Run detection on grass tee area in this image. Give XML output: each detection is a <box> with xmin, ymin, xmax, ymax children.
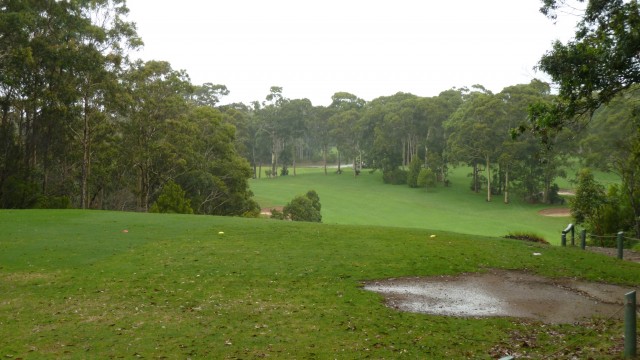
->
<box><xmin>1</xmin><ymin>210</ymin><xmax>639</xmax><ymax>358</ymax></box>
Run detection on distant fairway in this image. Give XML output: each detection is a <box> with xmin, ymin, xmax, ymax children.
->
<box><xmin>250</xmin><ymin>166</ymin><xmax>571</xmax><ymax>244</ymax></box>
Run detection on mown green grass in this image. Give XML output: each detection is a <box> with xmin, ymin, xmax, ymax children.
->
<box><xmin>251</xmin><ymin>167</ymin><xmax>571</xmax><ymax>244</ymax></box>
<box><xmin>1</xmin><ymin>210</ymin><xmax>638</xmax><ymax>358</ymax></box>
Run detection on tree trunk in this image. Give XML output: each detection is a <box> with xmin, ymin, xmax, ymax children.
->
<box><xmin>251</xmin><ymin>145</ymin><xmax>257</xmax><ymax>179</ymax></box>
<box><xmin>292</xmin><ymin>140</ymin><xmax>296</xmax><ymax>176</ymax></box>
<box><xmin>504</xmin><ymin>165</ymin><xmax>510</xmax><ymax>204</ymax></box>
<box><xmin>80</xmin><ymin>96</ymin><xmax>90</xmax><ymax>209</ymax></box>
<box><xmin>337</xmin><ymin>150</ymin><xmax>341</xmax><ymax>174</ymax></box>
<box><xmin>402</xmin><ymin>139</ymin><xmax>406</xmax><ymax>167</ymax></box>
<box><xmin>486</xmin><ymin>154</ymin><xmax>491</xmax><ymax>202</ymax></box>
<box><xmin>322</xmin><ymin>144</ymin><xmax>327</xmax><ymax>175</ymax></box>
<box><xmin>271</xmin><ymin>148</ymin><xmax>276</xmax><ymax>178</ymax></box>
<box><xmin>473</xmin><ymin>161</ymin><xmax>479</xmax><ymax>193</ymax></box>
<box><xmin>542</xmin><ymin>177</ymin><xmax>550</xmax><ymax>204</ymax></box>
<box><xmin>424</xmin><ymin>127</ymin><xmax>431</xmax><ymax>168</ymax></box>
<box><xmin>424</xmin><ymin>145</ymin><xmax>429</xmax><ymax>168</ymax></box>
<box><xmin>271</xmin><ymin>135</ymin><xmax>278</xmax><ymax>177</ymax></box>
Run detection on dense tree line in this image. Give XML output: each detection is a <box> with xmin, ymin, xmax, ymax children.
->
<box><xmin>243</xmin><ymin>80</ymin><xmax>572</xmax><ymax>206</ymax></box>
<box><xmin>3</xmin><ymin>0</ymin><xmax>637</xmax><ymax>236</ymax></box>
<box><xmin>0</xmin><ymin>1</ymin><xmax>257</xmax><ymax>215</ymax></box>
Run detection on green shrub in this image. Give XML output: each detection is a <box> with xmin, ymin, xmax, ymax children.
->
<box><xmin>284</xmin><ymin>196</ymin><xmax>321</xmax><ymax>222</ymax></box>
<box><xmin>241</xmin><ymin>199</ymin><xmax>261</xmax><ymax>218</ymax></box>
<box><xmin>305</xmin><ymin>190</ymin><xmax>321</xmax><ymax>212</ymax></box>
<box><xmin>1</xmin><ymin>175</ymin><xmax>39</xmax><ymax>208</ymax></box>
<box><xmin>280</xmin><ymin>190</ymin><xmax>322</xmax><ymax>222</ymax></box>
<box><xmin>417</xmin><ymin>168</ymin><xmax>436</xmax><ymax>189</ymax></box>
<box><xmin>570</xmin><ymin>170</ymin><xmax>634</xmax><ymax>238</ymax></box>
<box><xmin>34</xmin><ymin>195</ymin><xmax>72</xmax><ymax>209</ymax></box>
<box><xmin>150</xmin><ymin>181</ymin><xmax>193</xmax><ymax>214</ymax></box>
<box><xmin>407</xmin><ymin>158</ymin><xmax>422</xmax><ymax>188</ymax></box>
<box><xmin>270</xmin><ymin>208</ymin><xmax>286</xmax><ymax>220</ymax></box>
<box><xmin>382</xmin><ymin>168</ymin><xmax>407</xmax><ymax>185</ymax></box>
<box><xmin>504</xmin><ymin>231</ymin><xmax>549</xmax><ymax>244</ymax></box>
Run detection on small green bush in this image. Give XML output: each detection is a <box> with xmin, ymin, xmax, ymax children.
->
<box><xmin>277</xmin><ymin>190</ymin><xmax>322</xmax><ymax>223</ymax></box>
<box><xmin>305</xmin><ymin>190</ymin><xmax>321</xmax><ymax>212</ymax></box>
<box><xmin>407</xmin><ymin>158</ymin><xmax>422</xmax><ymax>188</ymax></box>
<box><xmin>1</xmin><ymin>175</ymin><xmax>39</xmax><ymax>208</ymax></box>
<box><xmin>270</xmin><ymin>208</ymin><xmax>286</xmax><ymax>220</ymax></box>
<box><xmin>34</xmin><ymin>195</ymin><xmax>72</xmax><ymax>209</ymax></box>
<box><xmin>383</xmin><ymin>168</ymin><xmax>407</xmax><ymax>185</ymax></box>
<box><xmin>150</xmin><ymin>181</ymin><xmax>193</xmax><ymax>214</ymax></box>
<box><xmin>417</xmin><ymin>168</ymin><xmax>436</xmax><ymax>189</ymax></box>
<box><xmin>504</xmin><ymin>232</ymin><xmax>549</xmax><ymax>245</ymax></box>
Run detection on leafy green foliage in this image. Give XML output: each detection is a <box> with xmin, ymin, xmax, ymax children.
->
<box><xmin>282</xmin><ymin>190</ymin><xmax>322</xmax><ymax>222</ymax></box>
<box><xmin>34</xmin><ymin>195</ymin><xmax>72</xmax><ymax>210</ymax></box>
<box><xmin>599</xmin><ymin>184</ymin><xmax>635</xmax><ymax>235</ymax></box>
<box><xmin>382</xmin><ymin>168</ymin><xmax>408</xmax><ymax>185</ymax></box>
<box><xmin>417</xmin><ymin>168</ymin><xmax>436</xmax><ymax>189</ymax></box>
<box><xmin>407</xmin><ymin>157</ymin><xmax>422</xmax><ymax>188</ymax></box>
<box><xmin>269</xmin><ymin>208</ymin><xmax>286</xmax><ymax>220</ymax></box>
<box><xmin>538</xmin><ymin>0</ymin><xmax>640</xmax><ymax>120</ymax></box>
<box><xmin>150</xmin><ymin>181</ymin><xmax>193</xmax><ymax>214</ymax></box>
<box><xmin>578</xmin><ymin>89</ymin><xmax>640</xmax><ymax>237</ymax></box>
<box><xmin>0</xmin><ymin>5</ymin><xmax>257</xmax><ymax>217</ymax></box>
<box><xmin>0</xmin><ymin>176</ymin><xmax>39</xmax><ymax>209</ymax></box>
<box><xmin>305</xmin><ymin>190</ymin><xmax>321</xmax><ymax>211</ymax></box>
<box><xmin>504</xmin><ymin>231</ymin><xmax>549</xmax><ymax>244</ymax></box>
<box><xmin>571</xmin><ymin>169</ymin><xmax>605</xmax><ymax>227</ymax></box>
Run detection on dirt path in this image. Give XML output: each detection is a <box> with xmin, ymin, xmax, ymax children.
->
<box><xmin>364</xmin><ymin>269</ymin><xmax>639</xmax><ymax>324</ymax></box>
<box><xmin>587</xmin><ymin>246</ymin><xmax>640</xmax><ymax>263</ymax></box>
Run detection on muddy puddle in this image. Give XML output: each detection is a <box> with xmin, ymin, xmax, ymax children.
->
<box><xmin>364</xmin><ymin>270</ymin><xmax>639</xmax><ymax>324</ymax></box>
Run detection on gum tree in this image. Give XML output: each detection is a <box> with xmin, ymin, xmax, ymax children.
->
<box><xmin>533</xmin><ymin>0</ymin><xmax>640</xmax><ymax>235</ymax></box>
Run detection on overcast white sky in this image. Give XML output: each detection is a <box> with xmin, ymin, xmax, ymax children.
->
<box><xmin>125</xmin><ymin>0</ymin><xmax>580</xmax><ymax>106</ymax></box>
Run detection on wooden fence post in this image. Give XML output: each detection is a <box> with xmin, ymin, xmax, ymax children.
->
<box><xmin>617</xmin><ymin>231</ymin><xmax>624</xmax><ymax>260</ymax></box>
<box><xmin>624</xmin><ymin>291</ymin><xmax>637</xmax><ymax>358</ymax></box>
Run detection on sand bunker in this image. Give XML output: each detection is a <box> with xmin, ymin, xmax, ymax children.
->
<box><xmin>538</xmin><ymin>208</ymin><xmax>571</xmax><ymax>217</ymax></box>
<box><xmin>364</xmin><ymin>270</ymin><xmax>638</xmax><ymax>324</ymax></box>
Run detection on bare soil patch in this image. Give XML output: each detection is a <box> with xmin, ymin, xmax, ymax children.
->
<box><xmin>364</xmin><ymin>269</ymin><xmax>638</xmax><ymax>324</ymax></box>
<box><xmin>260</xmin><ymin>206</ymin><xmax>283</xmax><ymax>216</ymax></box>
<box><xmin>538</xmin><ymin>208</ymin><xmax>571</xmax><ymax>217</ymax></box>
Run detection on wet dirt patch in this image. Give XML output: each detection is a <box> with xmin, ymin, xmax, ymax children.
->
<box><xmin>364</xmin><ymin>269</ymin><xmax>638</xmax><ymax>324</ymax></box>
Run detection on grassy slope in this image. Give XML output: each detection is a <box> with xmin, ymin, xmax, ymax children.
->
<box><xmin>251</xmin><ymin>167</ymin><xmax>570</xmax><ymax>244</ymax></box>
<box><xmin>1</xmin><ymin>210</ymin><xmax>638</xmax><ymax>358</ymax></box>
